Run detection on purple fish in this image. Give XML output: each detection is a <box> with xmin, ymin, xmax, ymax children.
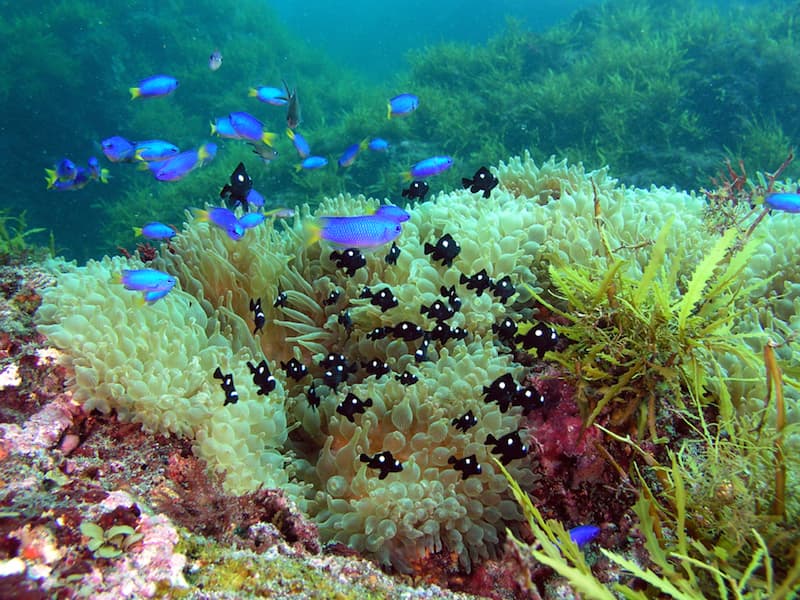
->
<box><xmin>47</xmin><ymin>168</ymin><xmax>90</xmax><ymax>191</ymax></box>
<box><xmin>338</xmin><ymin>140</ymin><xmax>367</xmax><ymax>168</ymax></box>
<box><xmin>404</xmin><ymin>156</ymin><xmax>454</xmax><ymax>180</ymax></box>
<box><xmin>55</xmin><ymin>158</ymin><xmax>77</xmax><ymax>181</ymax></box>
<box><xmin>115</xmin><ymin>269</ymin><xmax>176</xmax><ymax>292</ymax></box>
<box><xmin>194</xmin><ymin>206</ymin><xmax>244</xmax><ymax>240</ymax></box>
<box><xmin>372</xmin><ymin>204</ymin><xmax>409</xmax><ymax>223</ymax></box>
<box><xmin>310</xmin><ymin>215</ymin><xmax>403</xmax><ymax>249</ymax></box>
<box><xmin>129</xmin><ymin>74</ymin><xmax>178</xmax><ymax>99</ymax></box>
<box><xmin>101</xmin><ymin>136</ymin><xmax>137</xmax><ymax>162</ymax></box>
<box><xmin>147</xmin><ymin>143</ymin><xmax>216</xmax><ymax>182</ymax></box>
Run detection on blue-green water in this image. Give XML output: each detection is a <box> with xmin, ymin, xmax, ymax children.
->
<box><xmin>1</xmin><ymin>0</ymin><xmax>795</xmax><ymax>262</ymax></box>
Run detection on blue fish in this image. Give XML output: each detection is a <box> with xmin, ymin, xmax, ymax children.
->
<box><xmin>765</xmin><ymin>192</ymin><xmax>800</xmax><ymax>213</ymax></box>
<box><xmin>567</xmin><ymin>525</ymin><xmax>600</xmax><ymax>548</ymax></box>
<box><xmin>129</xmin><ymin>74</ymin><xmax>178</xmax><ymax>99</ymax></box>
<box><xmin>133</xmin><ymin>140</ymin><xmax>180</xmax><ymax>162</ymax></box>
<box><xmin>404</xmin><ymin>156</ymin><xmax>454</xmax><ymax>180</ymax></box>
<box><xmin>309</xmin><ymin>215</ymin><xmax>402</xmax><ymax>249</ymax></box>
<box><xmin>246</xmin><ymin>188</ymin><xmax>265</xmax><ymax>208</ymax></box>
<box><xmin>249</xmin><ymin>86</ymin><xmax>287</xmax><ymax>106</ymax></box>
<box><xmin>368</xmin><ymin>138</ymin><xmax>389</xmax><ymax>152</ymax></box>
<box><xmin>296</xmin><ymin>156</ymin><xmax>328</xmax><ymax>171</ymax></box>
<box><xmin>287</xmin><ymin>129</ymin><xmax>311</xmax><ymax>158</ymax></box>
<box><xmin>210</xmin><ymin>116</ymin><xmax>244</xmax><ymax>140</ymax></box>
<box><xmin>229</xmin><ymin>112</ymin><xmax>277</xmax><ymax>146</ymax></box>
<box><xmin>388</xmin><ymin>93</ymin><xmax>419</xmax><ymax>119</ymax></box>
<box><xmin>238</xmin><ymin>213</ymin><xmax>266</xmax><ymax>229</ymax></box>
<box><xmin>87</xmin><ymin>157</ymin><xmax>109</xmax><ymax>182</ymax></box>
<box><xmin>133</xmin><ymin>222</ymin><xmax>176</xmax><ymax>240</ymax></box>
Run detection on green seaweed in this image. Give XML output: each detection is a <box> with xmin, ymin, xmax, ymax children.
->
<box><xmin>0</xmin><ymin>209</ymin><xmax>48</xmax><ymax>261</ymax></box>
<box><xmin>528</xmin><ymin>218</ymin><xmax>767</xmax><ymax>435</ymax></box>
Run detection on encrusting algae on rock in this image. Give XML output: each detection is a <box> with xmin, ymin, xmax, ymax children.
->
<box><xmin>35</xmin><ymin>153</ymin><xmax>800</xmax><ymax>579</ymax></box>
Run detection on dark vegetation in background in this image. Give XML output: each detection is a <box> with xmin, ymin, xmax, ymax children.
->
<box><xmin>1</xmin><ymin>0</ymin><xmax>797</xmax><ymax>261</ymax></box>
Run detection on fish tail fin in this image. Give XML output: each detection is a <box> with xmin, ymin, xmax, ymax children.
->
<box><xmin>133</xmin><ymin>148</ymin><xmax>146</xmax><ymax>162</ymax></box>
<box><xmin>99</xmin><ymin>168</ymin><xmax>110</xmax><ymax>183</ymax></box>
<box><xmin>295</xmin><ymin>163</ymin><xmax>304</xmax><ymax>172</ymax></box>
<box><xmin>248</xmin><ymin>88</ymin><xmax>258</xmax><ymax>97</ymax></box>
<box><xmin>133</xmin><ymin>294</ymin><xmax>147</xmax><ymax>308</ymax></box>
<box><xmin>44</xmin><ymin>169</ymin><xmax>57</xmax><ymax>188</ymax></box>
<box><xmin>197</xmin><ymin>144</ymin><xmax>211</xmax><ymax>163</ymax></box>
<box><xmin>401</xmin><ymin>170</ymin><xmax>412</xmax><ymax>182</ymax></box>
<box><xmin>132</xmin><ymin>227</ymin><xmax>143</xmax><ymax>237</ymax></box>
<box><xmin>210</xmin><ymin>121</ymin><xmax>218</xmax><ymax>136</ymax></box>
<box><xmin>192</xmin><ymin>208</ymin><xmax>210</xmax><ymax>223</ymax></box>
<box><xmin>110</xmin><ymin>272</ymin><xmax>123</xmax><ymax>285</ymax></box>
<box><xmin>261</xmin><ymin>131</ymin><xmax>277</xmax><ymax>147</ymax></box>
<box><xmin>359</xmin><ymin>137</ymin><xmax>370</xmax><ymax>151</ymax></box>
<box><xmin>197</xmin><ymin>143</ymin><xmax>217</xmax><ymax>164</ymax></box>
<box><xmin>129</xmin><ymin>87</ymin><xmax>140</xmax><ymax>100</ymax></box>
<box><xmin>387</xmin><ymin>102</ymin><xmax>392</xmax><ymax>120</ymax></box>
<box><xmin>461</xmin><ymin>177</ymin><xmax>472</xmax><ymax>187</ymax></box>
<box><xmin>304</xmin><ymin>221</ymin><xmax>321</xmax><ymax>246</ymax></box>
<box><xmin>285</xmin><ymin>128</ymin><xmax>295</xmax><ymax>141</ymax></box>
<box><xmin>136</xmin><ymin>161</ymin><xmax>150</xmax><ymax>171</ymax></box>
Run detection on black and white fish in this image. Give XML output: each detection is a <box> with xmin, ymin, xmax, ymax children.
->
<box><xmin>362</xmin><ymin>359</ymin><xmax>391</xmax><ymax>378</ymax></box>
<box><xmin>461</xmin><ymin>166</ymin><xmax>498</xmax><ymax>199</ymax></box>
<box><xmin>395</xmin><ymin>371</ymin><xmax>418</xmax><ymax>385</ymax></box>
<box><xmin>401</xmin><ymin>179</ymin><xmax>429</xmax><ymax>201</ymax></box>
<box><xmin>424</xmin><ymin>233</ymin><xmax>460</xmax><ymax>267</ymax></box>
<box><xmin>385</xmin><ymin>242</ymin><xmax>400</xmax><ymax>265</ymax></box>
<box><xmin>249</xmin><ymin>297</ymin><xmax>265</xmax><ymax>334</ymax></box>
<box><xmin>448</xmin><ymin>454</ymin><xmax>482</xmax><ymax>479</ymax></box>
<box><xmin>281</xmin><ymin>358</ymin><xmax>308</xmax><ymax>381</ymax></box>
<box><xmin>482</xmin><ymin>373</ymin><xmax>516</xmax><ymax>412</ymax></box>
<box><xmin>460</xmin><ymin>269</ymin><xmax>493</xmax><ymax>296</ymax></box>
<box><xmin>360</xmin><ymin>450</ymin><xmax>403</xmax><ymax>479</ymax></box>
<box><xmin>246</xmin><ymin>359</ymin><xmax>276</xmax><ymax>396</ymax></box>
<box><xmin>516</xmin><ymin>322</ymin><xmax>559</xmax><ymax>359</ymax></box>
<box><xmin>451</xmin><ymin>410</ymin><xmax>477</xmax><ymax>432</ymax></box>
<box><xmin>220</xmin><ymin>162</ymin><xmax>253</xmax><ymax>209</ymax></box>
<box><xmin>213</xmin><ymin>367</ymin><xmax>239</xmax><ymax>406</ymax></box>
<box><xmin>330</xmin><ymin>248</ymin><xmax>366</xmax><ymax>277</ymax></box>
<box><xmin>486</xmin><ymin>430</ymin><xmax>528</xmax><ymax>465</ymax></box>
<box><xmin>336</xmin><ymin>393</ymin><xmax>373</xmax><ymax>422</ymax></box>
<box><xmin>490</xmin><ymin>275</ymin><xmax>515</xmax><ymax>304</ymax></box>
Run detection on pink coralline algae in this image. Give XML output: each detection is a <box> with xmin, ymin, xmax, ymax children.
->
<box><xmin>0</xmin><ymin>394</ymin><xmax>77</xmax><ymax>456</ymax></box>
